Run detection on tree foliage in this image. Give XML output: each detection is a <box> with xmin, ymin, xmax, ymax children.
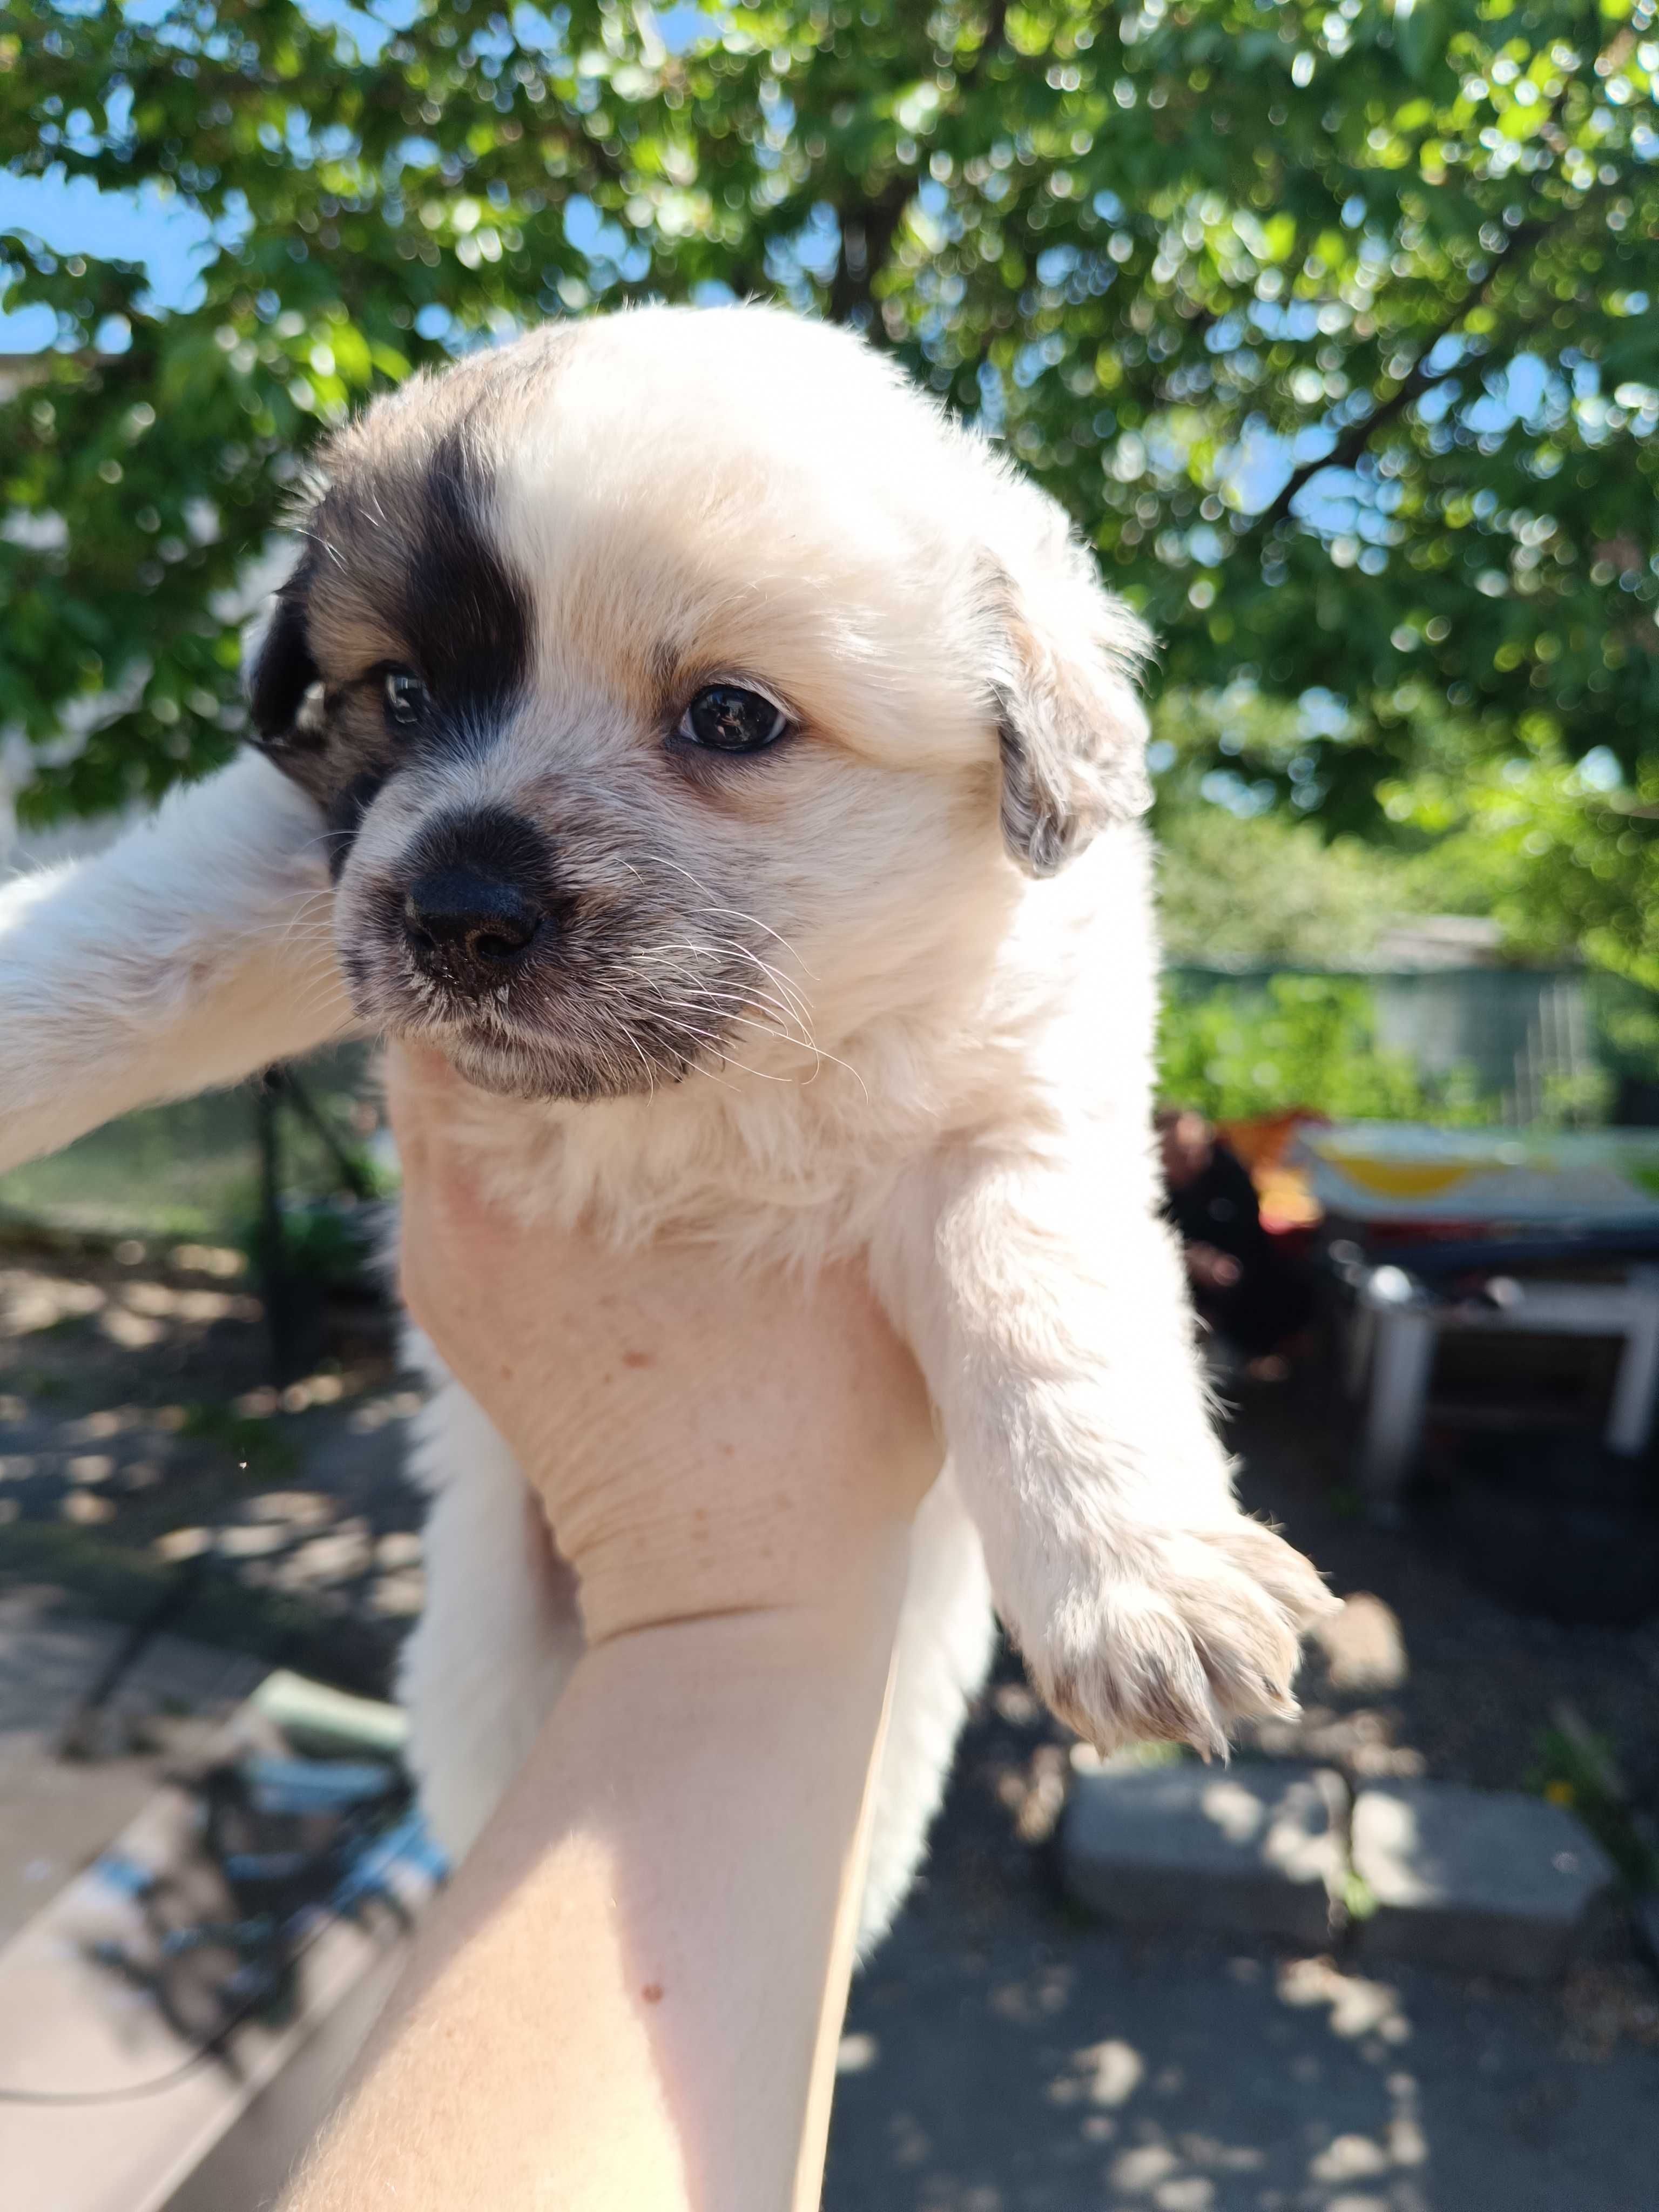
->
<box><xmin>1381</xmin><ymin>726</ymin><xmax>1659</xmax><ymax>988</ymax></box>
<box><xmin>1155</xmin><ymin>786</ymin><xmax>1433</xmax><ymax>967</ymax></box>
<box><xmin>1157</xmin><ymin>972</ymin><xmax>1489</xmax><ymax>1122</ymax></box>
<box><xmin>3</xmin><ymin>0</ymin><xmax>1658</xmax><ymax>900</ymax></box>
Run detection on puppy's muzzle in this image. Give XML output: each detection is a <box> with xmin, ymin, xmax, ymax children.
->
<box><xmin>396</xmin><ymin>807</ymin><xmax>555</xmax><ymax>1001</ymax></box>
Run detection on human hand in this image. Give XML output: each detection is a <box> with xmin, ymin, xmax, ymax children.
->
<box><xmin>386</xmin><ymin>1041</ymin><xmax>943</xmax><ymax>1646</ymax></box>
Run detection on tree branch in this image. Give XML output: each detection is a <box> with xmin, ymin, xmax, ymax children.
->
<box><xmin>960</xmin><ymin>0</ymin><xmax>1009</xmax><ymax>87</ymax></box>
<box><xmin>828</xmin><ymin>172</ymin><xmax>914</xmax><ymax>331</ymax></box>
<box><xmin>1240</xmin><ymin>10</ymin><xmax>1619</xmax><ymax>552</ymax></box>
<box><xmin>1243</xmin><ymin>209</ymin><xmax>1569</xmax><ymax>543</ymax></box>
<box><xmin>828</xmin><ymin>0</ymin><xmax>1006</xmax><ymax>332</ymax></box>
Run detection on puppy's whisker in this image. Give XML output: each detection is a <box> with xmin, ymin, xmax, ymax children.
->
<box><xmin>673</xmin><ymin>973</ymin><xmax>844</xmax><ymax>1079</ymax></box>
<box><xmin>273</xmin><ymin>906</ymin><xmax>340</xmax><ymax>956</ymax></box>
<box><xmin>640</xmin><ymin>1008</ymin><xmax>799</xmax><ymax>1087</ymax></box>
<box><xmin>633</xmin><ymin>948</ymin><xmax>813</xmax><ymax>1039</ymax></box>
<box><xmin>704</xmin><ymin>942</ymin><xmax>817</xmax><ymax>1030</ymax></box>
<box><xmin>642</xmin><ymin>980</ymin><xmax>820</xmax><ymax>1077</ymax></box>
<box><xmin>670</xmin><ymin>990</ymin><xmax>819</xmax><ymax>1067</ymax></box>
<box><xmin>622</xmin><ymin>1028</ymin><xmax>658</xmax><ymax>1097</ymax></box>
<box><xmin>646</xmin><ymin>1008</ymin><xmax>836</xmax><ymax>1092</ymax></box>
<box><xmin>644</xmin><ymin>969</ymin><xmax>812</xmax><ymax>1040</ymax></box>
<box><xmin>632</xmin><ymin>852</ymin><xmax>818</xmax><ymax>978</ymax></box>
<box><xmin>637</xmin><ymin>941</ymin><xmax>817</xmax><ymax>1039</ymax></box>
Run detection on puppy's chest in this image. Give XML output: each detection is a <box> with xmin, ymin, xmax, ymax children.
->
<box><xmin>451</xmin><ymin>1082</ymin><xmax>927</xmax><ymax>1264</ymax></box>
<box><xmin>437</xmin><ymin>990</ymin><xmax>1065</xmax><ymax>1258</ymax></box>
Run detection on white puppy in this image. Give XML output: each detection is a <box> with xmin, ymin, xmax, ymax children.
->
<box><xmin>0</xmin><ymin>307</ymin><xmax>1332</xmax><ymax>1946</ymax></box>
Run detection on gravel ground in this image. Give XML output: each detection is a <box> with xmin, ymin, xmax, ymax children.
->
<box><xmin>1224</xmin><ymin>1375</ymin><xmax>1659</xmax><ymax>1822</ymax></box>
<box><xmin>0</xmin><ymin>1234</ymin><xmax>421</xmax><ymax>1693</ymax></box>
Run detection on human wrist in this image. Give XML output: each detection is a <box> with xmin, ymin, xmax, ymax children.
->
<box><xmin>569</xmin><ymin>1474</ymin><xmax>919</xmax><ymax>1652</ymax></box>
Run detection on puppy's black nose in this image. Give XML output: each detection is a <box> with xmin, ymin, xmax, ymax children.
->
<box><xmin>403</xmin><ymin>866</ymin><xmax>543</xmax><ymax>994</ymax></box>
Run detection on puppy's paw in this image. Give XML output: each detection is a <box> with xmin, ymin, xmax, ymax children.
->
<box><xmin>1017</xmin><ymin>1519</ymin><xmax>1339</xmax><ymax>1759</ymax></box>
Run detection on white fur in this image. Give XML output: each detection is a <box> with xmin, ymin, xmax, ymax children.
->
<box><xmin>0</xmin><ymin>752</ymin><xmax>352</xmax><ymax>1171</ymax></box>
<box><xmin>0</xmin><ymin>307</ymin><xmax>1332</xmax><ymax>1951</ymax></box>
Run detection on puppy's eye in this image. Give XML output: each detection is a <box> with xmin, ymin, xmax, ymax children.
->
<box><xmin>677</xmin><ymin>684</ymin><xmax>788</xmax><ymax>754</ymax></box>
<box><xmin>382</xmin><ymin>666</ymin><xmax>429</xmax><ymax>729</ymax></box>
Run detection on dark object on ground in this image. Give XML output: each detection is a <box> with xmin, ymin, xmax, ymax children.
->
<box><xmin>1163</xmin><ymin>1137</ymin><xmax>1315</xmax><ymax>1357</ymax></box>
<box><xmin>84</xmin><ymin>1749</ymin><xmax>414</xmax><ymax>2069</ymax></box>
<box><xmin>1422</xmin><ymin>1430</ymin><xmax>1659</xmax><ymax>1629</ymax></box>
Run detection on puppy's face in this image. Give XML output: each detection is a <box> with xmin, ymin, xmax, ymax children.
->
<box><xmin>247</xmin><ymin>308</ymin><xmax>1149</xmax><ymax>1101</ymax></box>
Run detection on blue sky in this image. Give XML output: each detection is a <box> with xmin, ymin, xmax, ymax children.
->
<box><xmin>0</xmin><ymin>0</ymin><xmax>714</xmax><ymax>349</ymax></box>
<box><xmin>0</xmin><ymin>0</ymin><xmax>415</xmax><ymax>346</ymax></box>
<box><xmin>0</xmin><ymin>170</ymin><xmax>216</xmax><ymax>348</ymax></box>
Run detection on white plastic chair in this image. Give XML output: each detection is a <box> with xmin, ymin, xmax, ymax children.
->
<box><xmin>1350</xmin><ymin>1264</ymin><xmax>1659</xmax><ymax>1519</ymax></box>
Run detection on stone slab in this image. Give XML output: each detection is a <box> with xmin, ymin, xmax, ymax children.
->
<box><xmin>1062</xmin><ymin>1760</ymin><xmax>1345</xmax><ymax>1947</ymax></box>
<box><xmin>1352</xmin><ymin>1779</ymin><xmax>1616</xmax><ymax>1983</ymax></box>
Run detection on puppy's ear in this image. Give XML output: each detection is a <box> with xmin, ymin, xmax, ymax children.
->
<box><xmin>987</xmin><ymin>537</ymin><xmax>1154</xmax><ymax>878</ymax></box>
<box><xmin>242</xmin><ymin>585</ymin><xmax>322</xmax><ymax>757</ymax></box>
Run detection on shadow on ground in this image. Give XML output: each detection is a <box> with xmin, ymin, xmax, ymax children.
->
<box><xmin>824</xmin><ymin>1645</ymin><xmax>1659</xmax><ymax>2212</ymax></box>
<box><xmin>824</xmin><ymin>1374</ymin><xmax>1659</xmax><ymax>2212</ymax></box>
<box><xmin>0</xmin><ymin>1236</ymin><xmax>418</xmax><ymax>1692</ymax></box>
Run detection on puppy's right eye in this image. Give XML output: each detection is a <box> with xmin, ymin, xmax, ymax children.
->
<box><xmin>382</xmin><ymin>667</ymin><xmax>429</xmax><ymax>729</ymax></box>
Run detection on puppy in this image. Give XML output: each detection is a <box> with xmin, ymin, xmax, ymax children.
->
<box><xmin>0</xmin><ymin>307</ymin><xmax>1333</xmax><ymax>1946</ymax></box>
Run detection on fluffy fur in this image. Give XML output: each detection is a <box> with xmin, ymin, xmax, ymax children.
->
<box><xmin>0</xmin><ymin>307</ymin><xmax>1332</xmax><ymax>1948</ymax></box>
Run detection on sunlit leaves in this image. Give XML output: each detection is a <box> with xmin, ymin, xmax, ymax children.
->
<box><xmin>3</xmin><ymin>0</ymin><xmax>1658</xmax><ymax>874</ymax></box>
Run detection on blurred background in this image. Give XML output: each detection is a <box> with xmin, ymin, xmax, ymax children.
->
<box><xmin>3</xmin><ymin>4</ymin><xmax>1659</xmax><ymax>2208</ymax></box>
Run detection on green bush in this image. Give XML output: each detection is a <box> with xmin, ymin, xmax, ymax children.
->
<box><xmin>1157</xmin><ymin>975</ymin><xmax>1488</xmax><ymax>1126</ymax></box>
<box><xmin>234</xmin><ymin>1195</ymin><xmax>387</xmax><ymax>1296</ymax></box>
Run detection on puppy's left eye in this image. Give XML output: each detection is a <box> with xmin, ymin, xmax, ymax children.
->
<box><xmin>677</xmin><ymin>685</ymin><xmax>788</xmax><ymax>753</ymax></box>
<box><xmin>382</xmin><ymin>666</ymin><xmax>429</xmax><ymax>729</ymax></box>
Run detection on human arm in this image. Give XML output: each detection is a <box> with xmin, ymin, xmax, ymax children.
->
<box><xmin>280</xmin><ymin>1044</ymin><xmax>942</xmax><ymax>2212</ymax></box>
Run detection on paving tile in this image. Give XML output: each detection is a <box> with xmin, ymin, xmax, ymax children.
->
<box><xmin>1062</xmin><ymin>1760</ymin><xmax>1346</xmax><ymax>1947</ymax></box>
<box><xmin>1352</xmin><ymin>1779</ymin><xmax>1616</xmax><ymax>1982</ymax></box>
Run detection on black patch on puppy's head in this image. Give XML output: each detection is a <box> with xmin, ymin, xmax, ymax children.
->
<box><xmin>397</xmin><ymin>422</ymin><xmax>530</xmax><ymax>736</ymax></box>
<box><xmin>242</xmin><ymin>399</ymin><xmax>535</xmax><ymax>875</ymax></box>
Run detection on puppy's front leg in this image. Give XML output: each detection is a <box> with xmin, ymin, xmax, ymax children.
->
<box><xmin>873</xmin><ymin>1145</ymin><xmax>1336</xmax><ymax>1755</ymax></box>
<box><xmin>0</xmin><ymin>752</ymin><xmax>354</xmax><ymax>1174</ymax></box>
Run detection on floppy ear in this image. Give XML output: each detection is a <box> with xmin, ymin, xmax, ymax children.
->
<box><xmin>242</xmin><ymin>582</ymin><xmax>323</xmax><ymax>758</ymax></box>
<box><xmin>987</xmin><ymin>535</ymin><xmax>1154</xmax><ymax>878</ymax></box>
